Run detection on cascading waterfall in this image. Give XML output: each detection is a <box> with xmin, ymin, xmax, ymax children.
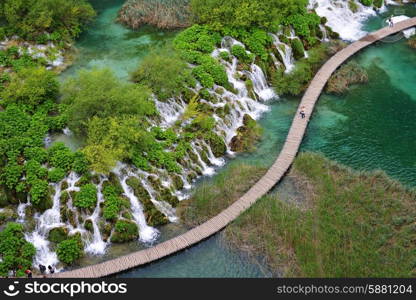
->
<box><xmin>319</xmin><ymin>24</ymin><xmax>329</xmax><ymax>42</ymax></box>
<box><xmin>115</xmin><ymin>164</ymin><xmax>159</xmax><ymax>243</ymax></box>
<box><xmin>154</xmin><ymin>97</ymin><xmax>187</xmax><ymax>128</ymax></box>
<box><xmin>21</xmin><ymin>31</ymin><xmax>287</xmax><ymax>271</ymax></box>
<box><xmin>16</xmin><ymin>196</ymin><xmax>31</xmax><ymax>223</ymax></box>
<box><xmin>131</xmin><ymin>169</ymin><xmax>178</xmax><ymax>222</ymax></box>
<box><xmin>308</xmin><ymin>0</ymin><xmax>376</xmax><ymax>41</ymax></box>
<box><xmin>84</xmin><ymin>177</ymin><xmax>108</xmax><ymax>255</ymax></box>
<box><xmin>25</xmin><ymin>181</ymin><xmax>64</xmax><ymax>270</ymax></box>
<box><xmin>270</xmin><ymin>34</ymin><xmax>295</xmax><ymax>73</ymax></box>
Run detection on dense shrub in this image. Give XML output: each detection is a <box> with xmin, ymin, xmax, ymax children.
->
<box><xmin>290</xmin><ymin>38</ymin><xmax>305</xmax><ymax>60</ymax></box>
<box><xmin>48</xmin><ymin>168</ymin><xmax>66</xmax><ymax>183</ymax></box>
<box><xmin>0</xmin><ymin>0</ymin><xmax>95</xmax><ymax>41</ymax></box>
<box><xmin>0</xmin><ymin>222</ymin><xmax>36</xmax><ymax>277</ymax></box>
<box><xmin>110</xmin><ymin>220</ymin><xmax>139</xmax><ymax>243</ymax></box>
<box><xmin>74</xmin><ymin>184</ymin><xmax>97</xmax><ymax>209</ymax></box>
<box><xmin>62</xmin><ymin>68</ymin><xmax>156</xmax><ymax>136</ymax></box>
<box><xmin>132</xmin><ymin>49</ymin><xmax>195</xmax><ymax>101</ymax></box>
<box><xmin>56</xmin><ymin>237</ymin><xmax>83</xmax><ymax>264</ymax></box>
<box><xmin>231</xmin><ymin>45</ymin><xmax>254</xmax><ymax>63</ymax></box>
<box><xmin>48</xmin><ymin>142</ymin><xmax>74</xmax><ymax>171</ymax></box>
<box><xmin>0</xmin><ymin>67</ymin><xmax>59</xmax><ymax>112</ymax></box>
<box><xmin>190</xmin><ymin>0</ymin><xmax>308</xmax><ymax>31</ymax></box>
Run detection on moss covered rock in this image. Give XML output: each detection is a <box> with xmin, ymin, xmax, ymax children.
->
<box><xmin>326</xmin><ymin>61</ymin><xmax>368</xmax><ymax>94</ymax></box>
<box><xmin>110</xmin><ymin>219</ymin><xmax>139</xmax><ymax>243</ymax></box>
<box><xmin>204</xmin><ymin>132</ymin><xmax>227</xmax><ymax>157</ymax></box>
<box><xmin>126</xmin><ymin>177</ymin><xmax>168</xmax><ymax>226</ymax></box>
<box><xmin>230</xmin><ymin>114</ymin><xmax>263</xmax><ymax>152</ymax></box>
<box><xmin>48</xmin><ymin>226</ymin><xmax>69</xmax><ymax>243</ymax></box>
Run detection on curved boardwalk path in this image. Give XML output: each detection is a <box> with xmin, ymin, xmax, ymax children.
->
<box><xmin>54</xmin><ymin>18</ymin><xmax>416</xmax><ymax>278</ymax></box>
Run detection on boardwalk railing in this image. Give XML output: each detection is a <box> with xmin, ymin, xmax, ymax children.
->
<box><xmin>53</xmin><ymin>18</ymin><xmax>416</xmax><ymax>278</ymax></box>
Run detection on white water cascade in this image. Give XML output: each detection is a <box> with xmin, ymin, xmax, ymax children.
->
<box><xmin>309</xmin><ymin>0</ymin><xmax>376</xmax><ymax>41</ymax></box>
<box><xmin>319</xmin><ymin>24</ymin><xmax>329</xmax><ymax>42</ymax></box>
<box><xmin>270</xmin><ymin>34</ymin><xmax>295</xmax><ymax>73</ymax></box>
<box><xmin>84</xmin><ymin>177</ymin><xmax>108</xmax><ymax>255</ymax></box>
<box><xmin>115</xmin><ymin>164</ymin><xmax>159</xmax><ymax>243</ymax></box>
<box><xmin>25</xmin><ymin>182</ymin><xmax>64</xmax><ymax>270</ymax></box>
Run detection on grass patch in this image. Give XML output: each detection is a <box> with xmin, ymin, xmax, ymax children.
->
<box><xmin>178</xmin><ymin>163</ymin><xmax>267</xmax><ymax>227</ymax></box>
<box><xmin>225</xmin><ymin>152</ymin><xmax>416</xmax><ymax>277</ymax></box>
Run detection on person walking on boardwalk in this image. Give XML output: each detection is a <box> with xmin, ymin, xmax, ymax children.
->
<box><xmin>388</xmin><ymin>15</ymin><xmax>394</xmax><ymax>28</ymax></box>
<box><xmin>300</xmin><ymin>106</ymin><xmax>306</xmax><ymax>119</ymax></box>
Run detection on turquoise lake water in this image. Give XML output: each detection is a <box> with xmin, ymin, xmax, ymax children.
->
<box><xmin>63</xmin><ymin>1</ymin><xmax>416</xmax><ymax>277</ymax></box>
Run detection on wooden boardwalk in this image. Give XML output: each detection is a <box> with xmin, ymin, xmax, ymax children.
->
<box><xmin>53</xmin><ymin>18</ymin><xmax>416</xmax><ymax>278</ymax></box>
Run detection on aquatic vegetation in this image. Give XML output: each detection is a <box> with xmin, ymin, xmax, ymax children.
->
<box><xmin>326</xmin><ymin>61</ymin><xmax>368</xmax><ymax>94</ymax></box>
<box><xmin>179</xmin><ymin>164</ymin><xmax>267</xmax><ymax>227</ymax></box>
<box><xmin>118</xmin><ymin>0</ymin><xmax>191</xmax><ymax>29</ymax></box>
<box><xmin>230</xmin><ymin>115</ymin><xmax>263</xmax><ymax>153</ymax></box>
<box><xmin>226</xmin><ymin>153</ymin><xmax>416</xmax><ymax>277</ymax></box>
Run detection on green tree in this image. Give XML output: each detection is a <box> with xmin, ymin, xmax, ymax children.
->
<box><xmin>1</xmin><ymin>67</ymin><xmax>59</xmax><ymax>111</ymax></box>
<box><xmin>61</xmin><ymin>68</ymin><xmax>156</xmax><ymax>135</ymax></box>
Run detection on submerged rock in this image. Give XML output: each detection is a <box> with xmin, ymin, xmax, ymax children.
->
<box><xmin>230</xmin><ymin>114</ymin><xmax>263</xmax><ymax>153</ymax></box>
<box><xmin>326</xmin><ymin>61</ymin><xmax>368</xmax><ymax>94</ymax></box>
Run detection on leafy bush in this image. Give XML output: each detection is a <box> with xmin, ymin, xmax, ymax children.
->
<box><xmin>74</xmin><ymin>184</ymin><xmax>97</xmax><ymax>209</ymax></box>
<box><xmin>29</xmin><ymin>179</ymin><xmax>49</xmax><ymax>206</ymax></box>
<box><xmin>190</xmin><ymin>0</ymin><xmax>308</xmax><ymax>31</ymax></box>
<box><xmin>102</xmin><ymin>185</ymin><xmax>122</xmax><ymax>221</ymax></box>
<box><xmin>48</xmin><ymin>142</ymin><xmax>74</xmax><ymax>171</ymax></box>
<box><xmin>1</xmin><ymin>67</ymin><xmax>59</xmax><ymax>111</ymax></box>
<box><xmin>56</xmin><ymin>237</ymin><xmax>83</xmax><ymax>265</ymax></box>
<box><xmin>62</xmin><ymin>68</ymin><xmax>156</xmax><ymax>135</ymax></box>
<box><xmin>48</xmin><ymin>168</ymin><xmax>66</xmax><ymax>182</ymax></box>
<box><xmin>359</xmin><ymin>0</ymin><xmax>373</xmax><ymax>6</ymax></box>
<box><xmin>291</xmin><ymin>38</ymin><xmax>305</xmax><ymax>60</ymax></box>
<box><xmin>231</xmin><ymin>45</ymin><xmax>254</xmax><ymax>63</ymax></box>
<box><xmin>0</xmin><ymin>222</ymin><xmax>36</xmax><ymax>277</ymax></box>
<box><xmin>0</xmin><ymin>0</ymin><xmax>95</xmax><ymax>41</ymax></box>
<box><xmin>132</xmin><ymin>48</ymin><xmax>195</xmax><ymax>101</ymax></box>
<box><xmin>110</xmin><ymin>220</ymin><xmax>139</xmax><ymax>243</ymax></box>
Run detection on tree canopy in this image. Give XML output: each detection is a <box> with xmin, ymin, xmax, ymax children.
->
<box><xmin>61</xmin><ymin>68</ymin><xmax>157</xmax><ymax>136</ymax></box>
<box><xmin>0</xmin><ymin>0</ymin><xmax>95</xmax><ymax>41</ymax></box>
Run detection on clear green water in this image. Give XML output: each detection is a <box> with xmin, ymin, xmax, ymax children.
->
<box><xmin>61</xmin><ymin>0</ymin><xmax>177</xmax><ymax>81</ymax></box>
<box><xmin>64</xmin><ymin>2</ymin><xmax>416</xmax><ymax>277</ymax></box>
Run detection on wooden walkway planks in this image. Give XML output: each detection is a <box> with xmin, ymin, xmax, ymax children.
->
<box><xmin>52</xmin><ymin>18</ymin><xmax>416</xmax><ymax>278</ymax></box>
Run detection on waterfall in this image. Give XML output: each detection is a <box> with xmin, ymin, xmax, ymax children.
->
<box><xmin>154</xmin><ymin>97</ymin><xmax>187</xmax><ymax>128</ymax></box>
<box><xmin>270</xmin><ymin>34</ymin><xmax>295</xmax><ymax>73</ymax></box>
<box><xmin>25</xmin><ymin>182</ymin><xmax>64</xmax><ymax>270</ymax></box>
<box><xmin>248</xmin><ymin>65</ymin><xmax>276</xmax><ymax>100</ymax></box>
<box><xmin>114</xmin><ymin>165</ymin><xmax>159</xmax><ymax>243</ymax></box>
<box><xmin>84</xmin><ymin>177</ymin><xmax>107</xmax><ymax>255</ymax></box>
<box><xmin>270</xmin><ymin>52</ymin><xmax>283</xmax><ymax>70</ymax></box>
<box><xmin>319</xmin><ymin>24</ymin><xmax>329</xmax><ymax>42</ymax></box>
<box><xmin>190</xmin><ymin>143</ymin><xmax>215</xmax><ymax>176</ymax></box>
<box><xmin>17</xmin><ymin>197</ymin><xmax>31</xmax><ymax>223</ymax></box>
<box><xmin>308</xmin><ymin>0</ymin><xmax>376</xmax><ymax>41</ymax></box>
